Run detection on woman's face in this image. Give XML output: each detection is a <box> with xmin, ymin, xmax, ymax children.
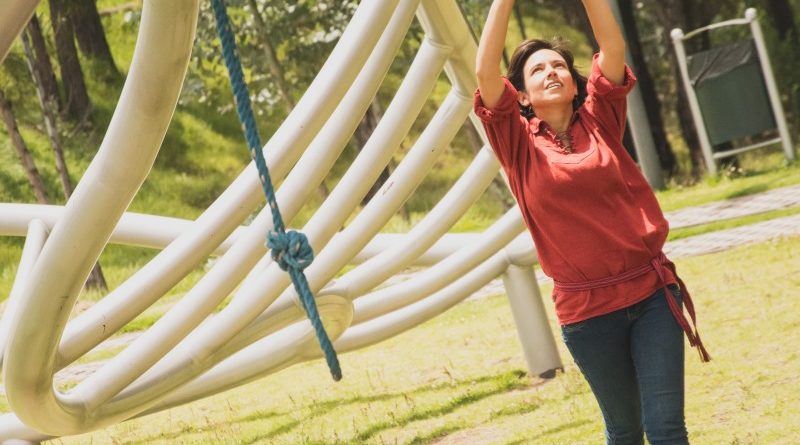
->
<box><xmin>518</xmin><ymin>49</ymin><xmax>577</xmax><ymax>111</ymax></box>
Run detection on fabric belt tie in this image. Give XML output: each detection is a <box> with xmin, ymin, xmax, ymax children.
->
<box><xmin>554</xmin><ymin>252</ymin><xmax>710</xmax><ymax>362</ymax></box>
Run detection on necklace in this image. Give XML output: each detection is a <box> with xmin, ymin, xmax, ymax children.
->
<box><xmin>556</xmin><ymin>130</ymin><xmax>574</xmax><ymax>153</ymax></box>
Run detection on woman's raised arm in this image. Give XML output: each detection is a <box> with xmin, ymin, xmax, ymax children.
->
<box><xmin>475</xmin><ymin>0</ymin><xmax>516</xmax><ymax>109</ymax></box>
<box><xmin>582</xmin><ymin>0</ymin><xmax>626</xmax><ymax>85</ymax></box>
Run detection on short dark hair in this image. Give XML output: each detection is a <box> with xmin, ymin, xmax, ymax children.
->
<box><xmin>506</xmin><ymin>38</ymin><xmax>588</xmax><ymax>120</ymax></box>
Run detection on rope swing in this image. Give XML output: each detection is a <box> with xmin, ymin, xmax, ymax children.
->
<box><xmin>210</xmin><ymin>0</ymin><xmax>342</xmax><ymax>381</ymax></box>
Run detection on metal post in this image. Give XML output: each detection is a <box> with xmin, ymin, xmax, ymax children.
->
<box><xmin>608</xmin><ymin>0</ymin><xmax>665</xmax><ymax>189</ymax></box>
<box><xmin>747</xmin><ymin>8</ymin><xmax>795</xmax><ymax>161</ymax></box>
<box><xmin>671</xmin><ymin>28</ymin><xmax>718</xmax><ymax>175</ymax></box>
<box><xmin>501</xmin><ymin>264</ymin><xmax>562</xmax><ymax>378</ymax></box>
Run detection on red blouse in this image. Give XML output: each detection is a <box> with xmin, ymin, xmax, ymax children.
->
<box><xmin>474</xmin><ymin>54</ymin><xmax>678</xmax><ymax>325</ymax></box>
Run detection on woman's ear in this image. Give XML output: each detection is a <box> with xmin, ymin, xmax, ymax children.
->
<box><xmin>517</xmin><ymin>90</ymin><xmax>530</xmax><ymax>107</ymax></box>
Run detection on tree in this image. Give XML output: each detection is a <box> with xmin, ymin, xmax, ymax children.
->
<box><xmin>19</xmin><ymin>21</ymin><xmax>107</xmax><ymax>291</ymax></box>
<box><xmin>0</xmin><ymin>89</ymin><xmax>50</xmax><ymax>204</ymax></box>
<box><xmin>617</xmin><ymin>0</ymin><xmax>676</xmax><ymax>174</ymax></box>
<box><xmin>50</xmin><ymin>0</ymin><xmax>92</xmax><ymax>121</ymax></box>
<box><xmin>21</xmin><ymin>30</ymin><xmax>74</xmax><ymax>200</ymax></box>
<box><xmin>760</xmin><ymin>0</ymin><xmax>799</xmax><ymax>138</ymax></box>
<box><xmin>761</xmin><ymin>0</ymin><xmax>799</xmax><ymax>43</ymax></box>
<box><xmin>70</xmin><ymin>0</ymin><xmax>119</xmax><ymax>76</ymax></box>
<box><xmin>25</xmin><ymin>14</ymin><xmax>61</xmax><ymax>112</ymax></box>
<box><xmin>246</xmin><ymin>0</ymin><xmax>295</xmax><ymax>114</ymax></box>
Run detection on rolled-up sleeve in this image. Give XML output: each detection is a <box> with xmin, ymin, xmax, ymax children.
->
<box><xmin>584</xmin><ymin>53</ymin><xmax>637</xmax><ymax>141</ymax></box>
<box><xmin>473</xmin><ymin>78</ymin><xmax>529</xmax><ymax>171</ymax></box>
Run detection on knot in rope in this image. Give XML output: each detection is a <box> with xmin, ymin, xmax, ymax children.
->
<box><xmin>267</xmin><ymin>230</ymin><xmax>314</xmax><ymax>271</ymax></box>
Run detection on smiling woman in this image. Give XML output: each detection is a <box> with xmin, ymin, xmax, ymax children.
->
<box><xmin>473</xmin><ymin>1</ymin><xmax>710</xmax><ymax>444</ymax></box>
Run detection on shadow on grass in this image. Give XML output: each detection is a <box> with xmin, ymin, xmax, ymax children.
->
<box><xmin>724</xmin><ymin>184</ymin><xmax>769</xmax><ymax>200</ymax></box>
<box><xmin>133</xmin><ymin>369</ymin><xmax>535</xmax><ymax>444</ymax></box>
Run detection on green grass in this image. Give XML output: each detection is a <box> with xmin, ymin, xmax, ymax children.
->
<box><xmin>47</xmin><ymin>235</ymin><xmax>800</xmax><ymax>444</ymax></box>
<box><xmin>655</xmin><ymin>155</ymin><xmax>800</xmax><ymax>212</ymax></box>
<box><xmin>668</xmin><ymin>206</ymin><xmax>800</xmax><ymax>241</ymax></box>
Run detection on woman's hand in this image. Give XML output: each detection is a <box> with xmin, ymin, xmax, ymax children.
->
<box><xmin>582</xmin><ymin>0</ymin><xmax>626</xmax><ymax>85</ymax></box>
<box><xmin>475</xmin><ymin>0</ymin><xmax>516</xmax><ymax>108</ymax></box>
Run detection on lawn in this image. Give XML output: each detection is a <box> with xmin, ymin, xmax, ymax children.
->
<box><xmin>47</xmin><ymin>234</ymin><xmax>800</xmax><ymax>445</ymax></box>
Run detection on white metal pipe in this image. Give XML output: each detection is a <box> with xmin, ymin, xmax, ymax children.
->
<box><xmin>0</xmin><ymin>414</ymin><xmax>50</xmax><ymax>444</ymax></box>
<box><xmin>607</xmin><ymin>0</ymin><xmax>664</xmax><ymax>189</ymax></box>
<box><xmin>120</xmin><ymin>65</ymin><xmax>466</xmax><ymax>406</ymax></box>
<box><xmin>135</xmin><ymin>294</ymin><xmax>353</xmax><ymax>414</ymax></box>
<box><xmin>147</xmin><ymin>52</ymin><xmax>469</xmax><ymax>403</ymax></box>
<box><xmin>417</xmin><ymin>0</ymin><xmax>476</xmax><ymax>97</ymax></box>
<box><xmin>227</xmin><ymin>37</ymin><xmax>452</xmax><ymax>316</ymax></box>
<box><xmin>747</xmin><ymin>8</ymin><xmax>794</xmax><ymax>161</ymax></box>
<box><xmin>89</xmin><ymin>13</ymin><xmax>444</xmax><ymax>407</ymax></box>
<box><xmin>53</xmin><ymin>0</ymin><xmax>408</xmax><ymax>423</ymax></box>
<box><xmin>301</xmin><ymin>87</ymin><xmax>472</xmax><ymax>296</ymax></box>
<box><xmin>350</xmin><ymin>208</ymin><xmax>526</xmax><ymax>324</ymax></box>
<box><xmin>2</xmin><ymin>0</ymin><xmax>199</xmax><ymax>435</ymax></box>
<box><xmin>234</xmin><ymin>87</ymin><xmax>470</xmax><ymax>343</ymax></box>
<box><xmin>0</xmin><ymin>219</ymin><xmax>49</xmax><ymax>365</ymax></box>
<box><xmin>502</xmin><ymin>265</ymin><xmax>562</xmax><ymax>377</ymax></box>
<box><xmin>670</xmin><ymin>28</ymin><xmax>718</xmax><ymax>175</ymax></box>
<box><xmin>0</xmin><ymin>0</ymin><xmax>39</xmax><ymax>64</ymax></box>
<box><xmin>145</xmin><ymin>252</ymin><xmax>509</xmax><ymax>414</ymax></box>
<box><xmin>0</xmin><ymin>203</ymin><xmax>242</xmax><ymax>255</ymax></box>
<box><xmin>681</xmin><ymin>18</ymin><xmax>752</xmax><ymax>40</ymax></box>
<box><xmin>335</xmin><ymin>251</ymin><xmax>510</xmax><ymax>352</ymax></box>
<box><xmin>712</xmin><ymin>137</ymin><xmax>783</xmax><ymax>158</ymax></box>
<box><xmin>330</xmin><ymin>146</ymin><xmax>499</xmax><ymax>298</ymax></box>
<box><xmin>51</xmin><ymin>0</ymin><xmax>403</xmax><ymax>376</ymax></box>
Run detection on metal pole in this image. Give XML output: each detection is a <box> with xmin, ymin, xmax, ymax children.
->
<box><xmin>746</xmin><ymin>8</ymin><xmax>795</xmax><ymax>161</ymax></box>
<box><xmin>501</xmin><ymin>264</ymin><xmax>562</xmax><ymax>378</ymax></box>
<box><xmin>608</xmin><ymin>0</ymin><xmax>664</xmax><ymax>189</ymax></box>
<box><xmin>671</xmin><ymin>28</ymin><xmax>718</xmax><ymax>175</ymax></box>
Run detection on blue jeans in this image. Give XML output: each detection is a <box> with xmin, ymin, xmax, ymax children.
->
<box><xmin>561</xmin><ymin>285</ymin><xmax>688</xmax><ymax>445</ymax></box>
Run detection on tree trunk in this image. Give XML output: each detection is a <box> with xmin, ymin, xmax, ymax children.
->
<box><xmin>0</xmin><ymin>90</ymin><xmax>50</xmax><ymax>204</ymax></box>
<box><xmin>70</xmin><ymin>0</ymin><xmax>118</xmax><ymax>76</ymax></box>
<box><xmin>513</xmin><ymin>3</ymin><xmax>527</xmax><ymax>40</ymax></box>
<box><xmin>21</xmin><ymin>30</ymin><xmax>107</xmax><ymax>290</ymax></box>
<box><xmin>25</xmin><ymin>14</ymin><xmax>61</xmax><ymax>112</ymax></box>
<box><xmin>355</xmin><ymin>101</ymin><xmax>395</xmax><ymax>206</ymax></box>
<box><xmin>85</xmin><ymin>263</ymin><xmax>108</xmax><ymax>291</ymax></box>
<box><xmin>618</xmin><ymin>0</ymin><xmax>676</xmax><ymax>174</ymax></box>
<box><xmin>50</xmin><ymin>0</ymin><xmax>92</xmax><ymax>121</ymax></box>
<box><xmin>22</xmin><ymin>30</ymin><xmax>75</xmax><ymax>198</ymax></box>
<box><xmin>650</xmin><ymin>0</ymin><xmax>713</xmax><ymax>178</ymax></box>
<box><xmin>762</xmin><ymin>0</ymin><xmax>799</xmax><ymax>42</ymax></box>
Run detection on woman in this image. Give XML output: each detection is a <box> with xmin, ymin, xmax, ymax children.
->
<box><xmin>473</xmin><ymin>1</ymin><xmax>710</xmax><ymax>444</ymax></box>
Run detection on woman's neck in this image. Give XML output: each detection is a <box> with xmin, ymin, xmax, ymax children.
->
<box><xmin>536</xmin><ymin>104</ymin><xmax>573</xmax><ymax>133</ymax></box>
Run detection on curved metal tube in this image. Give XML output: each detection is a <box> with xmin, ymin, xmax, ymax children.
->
<box><xmin>2</xmin><ymin>0</ymin><xmax>200</xmax><ymax>435</ymax></box>
<box><xmin>0</xmin><ymin>0</ymin><xmax>39</xmax><ymax>64</ymax></box>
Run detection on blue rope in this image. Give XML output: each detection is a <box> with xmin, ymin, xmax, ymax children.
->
<box><xmin>211</xmin><ymin>0</ymin><xmax>341</xmax><ymax>381</ymax></box>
